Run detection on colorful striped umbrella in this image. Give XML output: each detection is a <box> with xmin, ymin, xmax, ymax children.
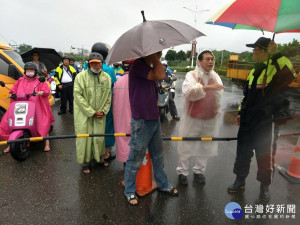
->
<box><xmin>206</xmin><ymin>0</ymin><xmax>300</xmax><ymax>33</ymax></box>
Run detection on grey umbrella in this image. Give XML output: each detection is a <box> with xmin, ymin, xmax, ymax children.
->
<box><xmin>106</xmin><ymin>11</ymin><xmax>205</xmax><ymax>65</ymax></box>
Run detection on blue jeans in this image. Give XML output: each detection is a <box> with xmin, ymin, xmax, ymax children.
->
<box><xmin>124</xmin><ymin>118</ymin><xmax>172</xmax><ymax>197</ymax></box>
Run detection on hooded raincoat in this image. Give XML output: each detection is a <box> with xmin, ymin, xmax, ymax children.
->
<box><xmin>0</xmin><ymin>76</ymin><xmax>54</xmax><ymax>140</ymax></box>
<box><xmin>74</xmin><ymin>69</ymin><xmax>111</xmax><ymax>164</ymax></box>
<box><xmin>113</xmin><ymin>72</ymin><xmax>131</xmax><ymax>162</ymax></box>
<box><xmin>176</xmin><ymin>63</ymin><xmax>223</xmax><ymax>176</ymax></box>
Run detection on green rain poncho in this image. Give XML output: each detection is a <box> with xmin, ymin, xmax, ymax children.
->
<box><xmin>74</xmin><ymin>69</ymin><xmax>111</xmax><ymax>164</ymax></box>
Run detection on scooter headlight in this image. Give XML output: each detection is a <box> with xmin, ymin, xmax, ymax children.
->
<box><xmin>8</xmin><ymin>118</ymin><xmax>12</xmax><ymax>127</ymax></box>
<box><xmin>15</xmin><ymin>104</ymin><xmax>27</xmax><ymax>114</ymax></box>
<box><xmin>29</xmin><ymin>117</ymin><xmax>34</xmax><ymax>126</ymax></box>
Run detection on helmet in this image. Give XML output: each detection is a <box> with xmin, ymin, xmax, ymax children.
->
<box><xmin>62</xmin><ymin>55</ymin><xmax>70</xmax><ymax>61</ymax></box>
<box><xmin>91</xmin><ymin>42</ymin><xmax>108</xmax><ymax>60</ymax></box>
<box><xmin>161</xmin><ymin>60</ymin><xmax>168</xmax><ymax>66</ymax></box>
<box><xmin>24</xmin><ymin>62</ymin><xmax>38</xmax><ymax>71</ymax></box>
<box><xmin>88</xmin><ymin>52</ymin><xmax>103</xmax><ymax>63</ymax></box>
<box><xmin>69</xmin><ymin>56</ymin><xmax>75</xmax><ymax>61</ymax></box>
<box><xmin>122</xmin><ymin>59</ymin><xmax>135</xmax><ymax>71</ymax></box>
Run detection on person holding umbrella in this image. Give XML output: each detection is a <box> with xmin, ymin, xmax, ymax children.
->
<box><xmin>31</xmin><ymin>51</ymin><xmax>47</xmax><ymax>76</ymax></box>
<box><xmin>54</xmin><ymin>56</ymin><xmax>77</xmax><ymax>115</ymax></box>
<box><xmin>227</xmin><ymin>37</ymin><xmax>296</xmax><ymax>201</ymax></box>
<box><xmin>124</xmin><ymin>51</ymin><xmax>179</xmax><ymax>206</ymax></box>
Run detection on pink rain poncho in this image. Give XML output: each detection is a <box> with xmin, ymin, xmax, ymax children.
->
<box><xmin>113</xmin><ymin>72</ymin><xmax>131</xmax><ymax>162</ymax></box>
<box><xmin>0</xmin><ymin>76</ymin><xmax>54</xmax><ymax>140</ymax></box>
<box><xmin>176</xmin><ymin>63</ymin><xmax>223</xmax><ymax>176</ymax></box>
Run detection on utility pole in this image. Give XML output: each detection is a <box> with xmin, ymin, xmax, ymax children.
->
<box><xmin>71</xmin><ymin>46</ymin><xmax>85</xmax><ymax>57</ymax></box>
<box><xmin>9</xmin><ymin>40</ymin><xmax>18</xmax><ymax>51</ymax></box>
<box><xmin>220</xmin><ymin>50</ymin><xmax>224</xmax><ymax>67</ymax></box>
<box><xmin>183</xmin><ymin>5</ymin><xmax>209</xmax><ymax>67</ymax></box>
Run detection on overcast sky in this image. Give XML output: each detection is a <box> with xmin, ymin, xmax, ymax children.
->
<box><xmin>1</xmin><ymin>0</ymin><xmax>300</xmax><ymax>56</ymax></box>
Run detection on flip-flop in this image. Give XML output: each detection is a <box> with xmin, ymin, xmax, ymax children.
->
<box><xmin>158</xmin><ymin>187</ymin><xmax>179</xmax><ymax>197</ymax></box>
<box><xmin>82</xmin><ymin>166</ymin><xmax>91</xmax><ymax>174</ymax></box>
<box><xmin>96</xmin><ymin>161</ymin><xmax>109</xmax><ymax>167</ymax></box>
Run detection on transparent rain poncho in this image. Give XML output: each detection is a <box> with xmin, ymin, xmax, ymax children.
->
<box><xmin>177</xmin><ymin>60</ymin><xmax>223</xmax><ymax>159</ymax></box>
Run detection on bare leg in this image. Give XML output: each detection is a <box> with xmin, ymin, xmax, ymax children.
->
<box><xmin>4</xmin><ymin>145</ymin><xmax>10</xmax><ymax>153</ymax></box>
<box><xmin>104</xmin><ymin>147</ymin><xmax>112</xmax><ymax>159</ymax></box>
<box><xmin>103</xmin><ymin>147</ymin><xmax>112</xmax><ymax>166</ymax></box>
<box><xmin>44</xmin><ymin>134</ymin><xmax>50</xmax><ymax>152</ymax></box>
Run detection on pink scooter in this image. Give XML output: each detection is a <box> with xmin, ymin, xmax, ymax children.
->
<box><xmin>0</xmin><ymin>77</ymin><xmax>45</xmax><ymax>161</ymax></box>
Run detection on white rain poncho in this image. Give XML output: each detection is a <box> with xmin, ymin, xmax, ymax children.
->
<box><xmin>177</xmin><ymin>63</ymin><xmax>223</xmax><ymax>160</ymax></box>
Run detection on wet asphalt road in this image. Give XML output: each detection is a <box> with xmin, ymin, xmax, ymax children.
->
<box><xmin>0</xmin><ymin>74</ymin><xmax>300</xmax><ymax>225</ymax></box>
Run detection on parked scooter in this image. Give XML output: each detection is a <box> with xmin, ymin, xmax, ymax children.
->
<box><xmin>169</xmin><ymin>70</ymin><xmax>177</xmax><ymax>99</ymax></box>
<box><xmin>158</xmin><ymin>80</ymin><xmax>170</xmax><ymax>122</ymax></box>
<box><xmin>158</xmin><ymin>75</ymin><xmax>177</xmax><ymax>122</ymax></box>
<box><xmin>48</xmin><ymin>70</ymin><xmax>57</xmax><ymax>96</ymax></box>
<box><xmin>0</xmin><ymin>77</ymin><xmax>46</xmax><ymax>161</ymax></box>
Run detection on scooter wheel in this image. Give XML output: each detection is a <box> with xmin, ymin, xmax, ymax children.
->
<box><xmin>159</xmin><ymin>108</ymin><xmax>165</xmax><ymax>122</ymax></box>
<box><xmin>10</xmin><ymin>141</ymin><xmax>30</xmax><ymax>162</ymax></box>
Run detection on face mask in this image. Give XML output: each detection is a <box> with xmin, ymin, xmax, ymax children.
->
<box><xmin>25</xmin><ymin>72</ymin><xmax>35</xmax><ymax>77</ymax></box>
<box><xmin>90</xmin><ymin>68</ymin><xmax>102</xmax><ymax>74</ymax></box>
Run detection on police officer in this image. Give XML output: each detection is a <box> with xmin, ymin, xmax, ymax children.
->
<box><xmin>227</xmin><ymin>37</ymin><xmax>296</xmax><ymax>201</ymax></box>
<box><xmin>54</xmin><ymin>56</ymin><xmax>77</xmax><ymax>115</ymax></box>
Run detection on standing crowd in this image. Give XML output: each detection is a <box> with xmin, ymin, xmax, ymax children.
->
<box><xmin>0</xmin><ymin>37</ymin><xmax>296</xmax><ymax>205</ymax></box>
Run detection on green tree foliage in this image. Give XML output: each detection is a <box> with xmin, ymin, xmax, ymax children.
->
<box><xmin>277</xmin><ymin>39</ymin><xmax>300</xmax><ymax>60</ymax></box>
<box><xmin>165</xmin><ymin>50</ymin><xmax>177</xmax><ymax>61</ymax></box>
<box><xmin>165</xmin><ymin>40</ymin><xmax>300</xmax><ymax>70</ymax></box>
<box><xmin>18</xmin><ymin>43</ymin><xmax>32</xmax><ymax>54</ymax></box>
<box><xmin>176</xmin><ymin>50</ymin><xmax>186</xmax><ymax>61</ymax></box>
<box><xmin>186</xmin><ymin>50</ymin><xmax>192</xmax><ymax>59</ymax></box>
<box><xmin>68</xmin><ymin>52</ymin><xmax>88</xmax><ymax>63</ymax></box>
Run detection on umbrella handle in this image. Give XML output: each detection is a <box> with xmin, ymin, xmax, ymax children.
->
<box><xmin>141</xmin><ymin>11</ymin><xmax>146</xmax><ymax>22</ymax></box>
<box><xmin>272</xmin><ymin>32</ymin><xmax>275</xmax><ymax>41</ymax></box>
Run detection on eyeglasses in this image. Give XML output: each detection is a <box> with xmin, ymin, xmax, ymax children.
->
<box><xmin>203</xmin><ymin>57</ymin><xmax>215</xmax><ymax>62</ymax></box>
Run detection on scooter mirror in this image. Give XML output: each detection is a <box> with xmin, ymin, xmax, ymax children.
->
<box><xmin>0</xmin><ymin>81</ymin><xmax>5</xmax><ymax>87</ymax></box>
<box><xmin>174</xmin><ymin>70</ymin><xmax>177</xmax><ymax>73</ymax></box>
<box><xmin>39</xmin><ymin>76</ymin><xmax>46</xmax><ymax>83</ymax></box>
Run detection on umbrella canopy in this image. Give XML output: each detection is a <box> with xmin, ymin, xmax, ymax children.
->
<box><xmin>206</xmin><ymin>0</ymin><xmax>300</xmax><ymax>33</ymax></box>
<box><xmin>21</xmin><ymin>47</ymin><xmax>62</xmax><ymax>71</ymax></box>
<box><xmin>106</xmin><ymin>11</ymin><xmax>205</xmax><ymax>65</ymax></box>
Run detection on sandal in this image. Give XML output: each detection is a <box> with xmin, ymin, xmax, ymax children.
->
<box><xmin>127</xmin><ymin>194</ymin><xmax>138</xmax><ymax>206</ymax></box>
<box><xmin>104</xmin><ymin>151</ymin><xmax>116</xmax><ymax>162</ymax></box>
<box><xmin>82</xmin><ymin>166</ymin><xmax>91</xmax><ymax>174</ymax></box>
<box><xmin>96</xmin><ymin>161</ymin><xmax>109</xmax><ymax>167</ymax></box>
<box><xmin>159</xmin><ymin>187</ymin><xmax>179</xmax><ymax>197</ymax></box>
